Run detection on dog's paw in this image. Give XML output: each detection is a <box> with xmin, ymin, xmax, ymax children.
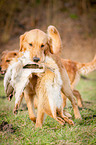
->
<box><xmin>13</xmin><ymin>109</ymin><xmax>18</xmax><ymax>115</ymax></box>
<box><xmin>63</xmin><ymin>111</ymin><xmax>72</xmax><ymax>118</ymax></box>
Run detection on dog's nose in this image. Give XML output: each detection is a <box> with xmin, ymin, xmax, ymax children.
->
<box><xmin>33</xmin><ymin>57</ymin><xmax>40</xmax><ymax>62</ymax></box>
<box><xmin>0</xmin><ymin>66</ymin><xmax>1</xmax><ymax>71</ymax></box>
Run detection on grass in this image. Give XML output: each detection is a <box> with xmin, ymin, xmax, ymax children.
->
<box><xmin>0</xmin><ymin>71</ymin><xmax>96</xmax><ymax>145</ymax></box>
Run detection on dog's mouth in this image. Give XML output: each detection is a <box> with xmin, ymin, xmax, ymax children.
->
<box><xmin>23</xmin><ymin>63</ymin><xmax>44</xmax><ymax>69</ymax></box>
<box><xmin>0</xmin><ymin>70</ymin><xmax>6</xmax><ymax>75</ymax></box>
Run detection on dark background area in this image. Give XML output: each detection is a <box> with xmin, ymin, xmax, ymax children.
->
<box><xmin>0</xmin><ymin>0</ymin><xmax>96</xmax><ymax>62</ymax></box>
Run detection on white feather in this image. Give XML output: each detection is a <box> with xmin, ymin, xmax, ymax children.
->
<box><xmin>4</xmin><ymin>52</ymin><xmax>45</xmax><ymax>106</ymax></box>
<box><xmin>45</xmin><ymin>56</ymin><xmax>63</xmax><ymax>117</ymax></box>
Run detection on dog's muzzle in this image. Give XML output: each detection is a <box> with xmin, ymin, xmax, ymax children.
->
<box><xmin>0</xmin><ymin>70</ymin><xmax>6</xmax><ymax>75</ymax></box>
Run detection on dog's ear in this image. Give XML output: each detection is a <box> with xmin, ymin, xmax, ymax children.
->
<box><xmin>2</xmin><ymin>50</ymin><xmax>8</xmax><ymax>55</ymax></box>
<box><xmin>47</xmin><ymin>25</ymin><xmax>62</xmax><ymax>54</ymax></box>
<box><xmin>20</xmin><ymin>32</ymin><xmax>27</xmax><ymax>51</ymax></box>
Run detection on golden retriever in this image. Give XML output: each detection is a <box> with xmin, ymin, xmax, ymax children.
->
<box><xmin>0</xmin><ymin>50</ymin><xmax>18</xmax><ymax>75</ymax></box>
<box><xmin>18</xmin><ymin>25</ymin><xmax>81</xmax><ymax>122</ymax></box>
<box><xmin>61</xmin><ymin>56</ymin><xmax>96</xmax><ymax>107</ymax></box>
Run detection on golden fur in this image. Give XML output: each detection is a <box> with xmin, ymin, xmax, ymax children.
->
<box><xmin>0</xmin><ymin>50</ymin><xmax>18</xmax><ymax>75</ymax></box>
<box><xmin>61</xmin><ymin>57</ymin><xmax>96</xmax><ymax>88</ymax></box>
<box><xmin>18</xmin><ymin>25</ymin><xmax>81</xmax><ymax>123</ymax></box>
<box><xmin>61</xmin><ymin>57</ymin><xmax>96</xmax><ymax>107</ymax></box>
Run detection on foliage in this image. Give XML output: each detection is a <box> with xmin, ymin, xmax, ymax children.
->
<box><xmin>0</xmin><ymin>0</ymin><xmax>96</xmax><ymax>43</ymax></box>
<box><xmin>69</xmin><ymin>14</ymin><xmax>78</xmax><ymax>19</ymax></box>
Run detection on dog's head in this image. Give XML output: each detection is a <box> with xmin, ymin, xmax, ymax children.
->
<box><xmin>0</xmin><ymin>50</ymin><xmax>18</xmax><ymax>75</ymax></box>
<box><xmin>19</xmin><ymin>25</ymin><xmax>62</xmax><ymax>63</ymax></box>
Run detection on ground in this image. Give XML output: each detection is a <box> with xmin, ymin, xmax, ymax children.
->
<box><xmin>0</xmin><ymin>71</ymin><xmax>96</xmax><ymax>144</ymax></box>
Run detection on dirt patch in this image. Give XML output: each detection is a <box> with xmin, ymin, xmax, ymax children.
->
<box><xmin>0</xmin><ymin>96</ymin><xmax>6</xmax><ymax>99</ymax></box>
<box><xmin>84</xmin><ymin>114</ymin><xmax>96</xmax><ymax>120</ymax></box>
<box><xmin>0</xmin><ymin>121</ymin><xmax>15</xmax><ymax>133</ymax></box>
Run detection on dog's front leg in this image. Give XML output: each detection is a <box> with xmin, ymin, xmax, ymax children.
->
<box><xmin>35</xmin><ymin>104</ymin><xmax>44</xmax><ymax>129</ymax></box>
<box><xmin>24</xmin><ymin>88</ymin><xmax>36</xmax><ymax>123</ymax></box>
<box><xmin>61</xmin><ymin>92</ymin><xmax>67</xmax><ymax>108</ymax></box>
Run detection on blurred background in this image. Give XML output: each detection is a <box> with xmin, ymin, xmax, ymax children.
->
<box><xmin>0</xmin><ymin>0</ymin><xmax>96</xmax><ymax>62</ymax></box>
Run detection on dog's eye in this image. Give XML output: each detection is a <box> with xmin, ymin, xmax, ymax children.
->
<box><xmin>14</xmin><ymin>53</ymin><xmax>17</xmax><ymax>56</ymax></box>
<box><xmin>41</xmin><ymin>44</ymin><xmax>44</xmax><ymax>48</ymax></box>
<box><xmin>6</xmin><ymin>60</ymin><xmax>10</xmax><ymax>62</ymax></box>
<box><xmin>29</xmin><ymin>43</ymin><xmax>33</xmax><ymax>46</ymax></box>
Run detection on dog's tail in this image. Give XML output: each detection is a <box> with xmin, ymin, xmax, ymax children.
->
<box><xmin>77</xmin><ymin>55</ymin><xmax>96</xmax><ymax>75</ymax></box>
